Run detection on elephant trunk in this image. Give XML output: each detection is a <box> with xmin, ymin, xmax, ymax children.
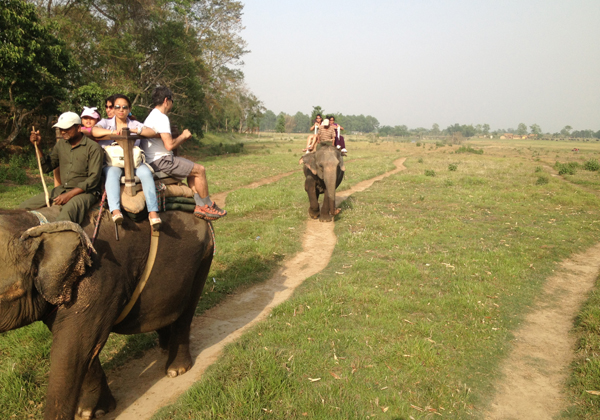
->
<box><xmin>324</xmin><ymin>168</ymin><xmax>338</xmax><ymax>215</ymax></box>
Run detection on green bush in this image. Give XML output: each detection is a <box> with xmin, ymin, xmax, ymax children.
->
<box><xmin>584</xmin><ymin>159</ymin><xmax>600</xmax><ymax>171</ymax></box>
<box><xmin>536</xmin><ymin>176</ymin><xmax>549</xmax><ymax>185</ymax></box>
<box><xmin>8</xmin><ymin>166</ymin><xmax>28</xmax><ymax>184</ymax></box>
<box><xmin>424</xmin><ymin>169</ymin><xmax>436</xmax><ymax>177</ymax></box>
<box><xmin>0</xmin><ymin>166</ymin><xmax>8</xmax><ymax>183</ymax></box>
<box><xmin>555</xmin><ymin>161</ymin><xmax>579</xmax><ymax>175</ymax></box>
<box><xmin>416</xmin><ymin>142</ymin><xmax>421</xmax><ymax>147</ymax></box>
<box><xmin>534</xmin><ymin>166</ymin><xmax>542</xmax><ymax>173</ymax></box>
<box><xmin>455</xmin><ymin>146</ymin><xmax>483</xmax><ymax>155</ymax></box>
<box><xmin>8</xmin><ymin>154</ymin><xmax>26</xmax><ymax>168</ymax></box>
<box><xmin>448</xmin><ymin>163</ymin><xmax>458</xmax><ymax>171</ymax></box>
<box><xmin>203</xmin><ymin>142</ymin><xmax>245</xmax><ymax>156</ymax></box>
<box><xmin>418</xmin><ymin>158</ymin><xmax>423</xmax><ymax>163</ymax></box>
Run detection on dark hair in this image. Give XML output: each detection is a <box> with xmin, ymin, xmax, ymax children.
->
<box><xmin>326</xmin><ymin>114</ymin><xmax>334</xmax><ymax>119</ymax></box>
<box><xmin>152</xmin><ymin>86</ymin><xmax>173</xmax><ymax>107</ymax></box>
<box><xmin>105</xmin><ymin>95</ymin><xmax>115</xmax><ymax>106</ymax></box>
<box><xmin>112</xmin><ymin>94</ymin><xmax>131</xmax><ymax>108</ymax></box>
<box><xmin>314</xmin><ymin>114</ymin><xmax>322</xmax><ymax>122</ymax></box>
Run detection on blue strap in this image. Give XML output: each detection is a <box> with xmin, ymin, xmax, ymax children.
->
<box><xmin>29</xmin><ymin>210</ymin><xmax>49</xmax><ymax>225</ymax></box>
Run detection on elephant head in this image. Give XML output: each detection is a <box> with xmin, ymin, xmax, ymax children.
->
<box><xmin>0</xmin><ymin>220</ymin><xmax>95</xmax><ymax>331</ymax></box>
<box><xmin>301</xmin><ymin>145</ymin><xmax>345</xmax><ymax>219</ymax></box>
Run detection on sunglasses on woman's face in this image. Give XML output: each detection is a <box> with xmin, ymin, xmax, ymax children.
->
<box><xmin>114</xmin><ymin>105</ymin><xmax>129</xmax><ymax>110</ymax></box>
<box><xmin>106</xmin><ymin>105</ymin><xmax>114</xmax><ymax>109</ymax></box>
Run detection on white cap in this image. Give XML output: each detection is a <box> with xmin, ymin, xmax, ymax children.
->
<box><xmin>323</xmin><ymin>119</ymin><xmax>330</xmax><ymax>125</ymax></box>
<box><xmin>53</xmin><ymin>112</ymin><xmax>82</xmax><ymax>129</ymax></box>
<box><xmin>80</xmin><ymin>107</ymin><xmax>100</xmax><ymax>120</ymax></box>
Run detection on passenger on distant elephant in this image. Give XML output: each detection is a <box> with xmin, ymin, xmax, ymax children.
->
<box><xmin>91</xmin><ymin>94</ymin><xmax>163</xmax><ymax>230</ymax></box>
<box><xmin>141</xmin><ymin>86</ymin><xmax>227</xmax><ymax>221</ymax></box>
<box><xmin>20</xmin><ymin>112</ymin><xmax>104</xmax><ymax>225</ymax></box>
<box><xmin>303</xmin><ymin>114</ymin><xmax>323</xmax><ymax>153</ymax></box>
<box><xmin>328</xmin><ymin>115</ymin><xmax>347</xmax><ymax>155</ymax></box>
<box><xmin>317</xmin><ymin>118</ymin><xmax>337</xmax><ymax>147</ymax></box>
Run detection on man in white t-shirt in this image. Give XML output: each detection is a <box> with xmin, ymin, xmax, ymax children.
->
<box><xmin>142</xmin><ymin>86</ymin><xmax>226</xmax><ymax>220</ymax></box>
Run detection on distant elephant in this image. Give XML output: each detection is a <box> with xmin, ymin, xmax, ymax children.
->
<box><xmin>0</xmin><ymin>207</ymin><xmax>213</xmax><ymax>420</ymax></box>
<box><xmin>301</xmin><ymin>144</ymin><xmax>345</xmax><ymax>222</ymax></box>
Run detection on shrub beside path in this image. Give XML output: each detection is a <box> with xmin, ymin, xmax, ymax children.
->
<box><xmin>486</xmin><ymin>244</ymin><xmax>600</xmax><ymax>419</ymax></box>
<box><xmin>104</xmin><ymin>158</ymin><xmax>407</xmax><ymax>419</ymax></box>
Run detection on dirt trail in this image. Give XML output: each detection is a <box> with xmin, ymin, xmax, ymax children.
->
<box><xmin>211</xmin><ymin>170</ymin><xmax>298</xmax><ymax>208</ymax></box>
<box><xmin>486</xmin><ymin>244</ymin><xmax>600</xmax><ymax>419</ymax></box>
<box><xmin>105</xmin><ymin>158</ymin><xmax>406</xmax><ymax>419</ymax></box>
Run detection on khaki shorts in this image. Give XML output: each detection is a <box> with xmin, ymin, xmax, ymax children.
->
<box><xmin>149</xmin><ymin>155</ymin><xmax>194</xmax><ymax>180</ymax></box>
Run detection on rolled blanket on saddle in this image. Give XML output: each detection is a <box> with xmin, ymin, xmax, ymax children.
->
<box><xmin>121</xmin><ymin>182</ymin><xmax>195</xmax><ymax>214</ymax></box>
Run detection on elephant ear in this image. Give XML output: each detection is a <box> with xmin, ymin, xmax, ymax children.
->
<box><xmin>20</xmin><ymin>221</ymin><xmax>95</xmax><ymax>306</ymax></box>
<box><xmin>301</xmin><ymin>153</ymin><xmax>318</xmax><ymax>176</ymax></box>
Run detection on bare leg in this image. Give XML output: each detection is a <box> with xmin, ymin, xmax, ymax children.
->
<box><xmin>303</xmin><ymin>135</ymin><xmax>316</xmax><ymax>151</ymax></box>
<box><xmin>187</xmin><ymin>163</ymin><xmax>209</xmax><ymax>198</ymax></box>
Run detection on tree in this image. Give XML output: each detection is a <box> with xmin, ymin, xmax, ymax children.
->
<box><xmin>394</xmin><ymin>125</ymin><xmax>409</xmax><ymax>136</ymax></box>
<box><xmin>529</xmin><ymin>124</ymin><xmax>542</xmax><ymax>135</ymax></box>
<box><xmin>431</xmin><ymin>123</ymin><xmax>440</xmax><ymax>135</ymax></box>
<box><xmin>378</xmin><ymin>126</ymin><xmax>394</xmax><ymax>136</ymax></box>
<box><xmin>275</xmin><ymin>113</ymin><xmax>285</xmax><ymax>133</ymax></box>
<box><xmin>516</xmin><ymin>123</ymin><xmax>528</xmax><ymax>135</ymax></box>
<box><xmin>284</xmin><ymin>115</ymin><xmax>296</xmax><ymax>133</ymax></box>
<box><xmin>311</xmin><ymin>106</ymin><xmax>323</xmax><ymax>121</ymax></box>
<box><xmin>292</xmin><ymin>112</ymin><xmax>310</xmax><ymax>133</ymax></box>
<box><xmin>482</xmin><ymin>124</ymin><xmax>490</xmax><ymax>135</ymax></box>
<box><xmin>26</xmin><ymin>0</ymin><xmax>254</xmax><ymax>136</ymax></box>
<box><xmin>260</xmin><ymin>110</ymin><xmax>277</xmax><ymax>131</ymax></box>
<box><xmin>561</xmin><ymin>125</ymin><xmax>573</xmax><ymax>136</ymax></box>
<box><xmin>0</xmin><ymin>0</ymin><xmax>76</xmax><ymax>147</ymax></box>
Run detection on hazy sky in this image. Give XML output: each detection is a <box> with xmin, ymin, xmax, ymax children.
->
<box><xmin>241</xmin><ymin>0</ymin><xmax>600</xmax><ymax>133</ymax></box>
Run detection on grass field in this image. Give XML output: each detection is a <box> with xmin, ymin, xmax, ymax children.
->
<box><xmin>2</xmin><ymin>135</ymin><xmax>600</xmax><ymax>419</ymax></box>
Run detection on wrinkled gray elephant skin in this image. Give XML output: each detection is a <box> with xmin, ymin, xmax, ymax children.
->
<box><xmin>301</xmin><ymin>144</ymin><xmax>345</xmax><ymax>222</ymax></box>
<box><xmin>0</xmin><ymin>208</ymin><xmax>213</xmax><ymax>420</ymax></box>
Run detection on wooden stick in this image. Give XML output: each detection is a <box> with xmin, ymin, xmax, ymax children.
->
<box><xmin>32</xmin><ymin>126</ymin><xmax>50</xmax><ymax>207</ymax></box>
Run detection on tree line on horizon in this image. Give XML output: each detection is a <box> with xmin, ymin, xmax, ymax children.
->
<box><xmin>378</xmin><ymin>123</ymin><xmax>600</xmax><ymax>139</ymax></box>
<box><xmin>0</xmin><ymin>0</ymin><xmax>263</xmax><ymax>149</ymax></box>
<box><xmin>259</xmin><ymin>110</ymin><xmax>600</xmax><ymax>139</ymax></box>
<box><xmin>259</xmin><ymin>106</ymin><xmax>380</xmax><ymax>134</ymax></box>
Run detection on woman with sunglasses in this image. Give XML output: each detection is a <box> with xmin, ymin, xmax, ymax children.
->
<box><xmin>91</xmin><ymin>94</ymin><xmax>162</xmax><ymax>230</ymax></box>
<box><xmin>303</xmin><ymin>114</ymin><xmax>323</xmax><ymax>153</ymax></box>
<box><xmin>328</xmin><ymin>115</ymin><xmax>347</xmax><ymax>155</ymax></box>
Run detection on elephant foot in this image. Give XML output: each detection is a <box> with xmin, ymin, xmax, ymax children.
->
<box><xmin>77</xmin><ymin>388</ymin><xmax>116</xmax><ymax>420</ymax></box>
<box><xmin>78</xmin><ymin>358</ymin><xmax>116</xmax><ymax>419</ymax></box>
<box><xmin>166</xmin><ymin>351</ymin><xmax>193</xmax><ymax>377</ymax></box>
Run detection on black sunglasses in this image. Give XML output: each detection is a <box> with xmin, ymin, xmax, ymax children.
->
<box><xmin>106</xmin><ymin>105</ymin><xmax>114</xmax><ymax>109</ymax></box>
<box><xmin>114</xmin><ymin>105</ymin><xmax>129</xmax><ymax>110</ymax></box>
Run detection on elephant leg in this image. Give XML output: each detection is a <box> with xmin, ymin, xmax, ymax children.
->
<box><xmin>165</xmin><ymin>256</ymin><xmax>211</xmax><ymax>377</ymax></box>
<box><xmin>320</xmin><ymin>191</ymin><xmax>333</xmax><ymax>222</ymax></box>
<box><xmin>77</xmin><ymin>357</ymin><xmax>116</xmax><ymax>420</ymax></box>
<box><xmin>304</xmin><ymin>176</ymin><xmax>320</xmax><ymax>219</ymax></box>
<box><xmin>157</xmin><ymin>326</ymin><xmax>171</xmax><ymax>352</ymax></box>
<box><xmin>44</xmin><ymin>315</ymin><xmax>112</xmax><ymax>420</ymax></box>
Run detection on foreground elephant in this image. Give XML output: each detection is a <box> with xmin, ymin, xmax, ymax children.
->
<box><xmin>301</xmin><ymin>144</ymin><xmax>345</xmax><ymax>222</ymax></box>
<box><xmin>0</xmin><ymin>207</ymin><xmax>213</xmax><ymax>420</ymax></box>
